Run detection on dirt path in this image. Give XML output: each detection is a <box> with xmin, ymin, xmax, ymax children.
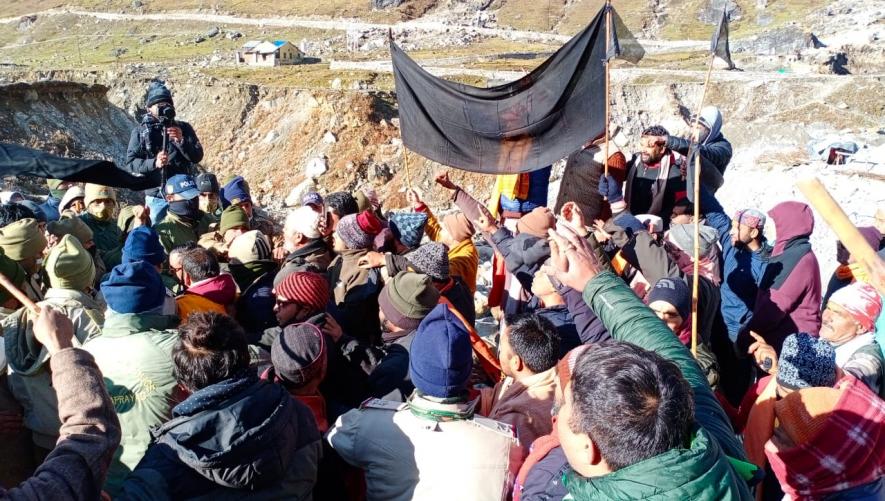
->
<box><xmin>0</xmin><ymin>7</ymin><xmax>710</xmax><ymax>51</ymax></box>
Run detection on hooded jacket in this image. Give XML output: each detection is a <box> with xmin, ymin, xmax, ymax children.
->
<box><xmin>744</xmin><ymin>202</ymin><xmax>821</xmax><ymax>353</ymax></box>
<box><xmin>666</xmin><ymin>107</ymin><xmax>732</xmax><ymax>192</ymax></box>
<box><xmin>565</xmin><ymin>271</ymin><xmax>752</xmax><ymax>500</ymax></box>
<box><xmin>274</xmin><ymin>238</ymin><xmax>334</xmax><ymax>286</ymax></box>
<box><xmin>3</xmin><ymin>289</ymin><xmax>104</xmax><ymax>450</ymax></box>
<box><xmin>177</xmin><ymin>274</ymin><xmax>238</xmax><ymax>322</ymax></box>
<box><xmin>119</xmin><ymin>374</ymin><xmax>321</xmax><ymax>500</ymax></box>
<box><xmin>81</xmin><ymin>312</ymin><xmax>181</xmax><ymax>496</ymax></box>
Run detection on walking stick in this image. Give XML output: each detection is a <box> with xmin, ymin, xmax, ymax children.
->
<box><xmin>689</xmin><ymin>49</ymin><xmax>717</xmax><ymax>357</ymax></box>
<box><xmin>0</xmin><ymin>273</ymin><xmax>39</xmax><ymax>315</ymax></box>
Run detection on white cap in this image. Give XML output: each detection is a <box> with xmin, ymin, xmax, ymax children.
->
<box><xmin>284</xmin><ymin>206</ymin><xmax>322</xmax><ymax>240</ymax></box>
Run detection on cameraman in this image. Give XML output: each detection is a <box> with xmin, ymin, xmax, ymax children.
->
<box><xmin>125</xmin><ymin>81</ymin><xmax>204</xmax><ymax>225</ymax></box>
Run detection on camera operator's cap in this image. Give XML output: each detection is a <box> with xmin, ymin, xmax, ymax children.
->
<box><xmin>196</xmin><ymin>173</ymin><xmax>219</xmax><ymax>194</ymax></box>
<box><xmin>302</xmin><ymin>192</ymin><xmax>323</xmax><ymax>208</ymax></box>
<box><xmin>146</xmin><ymin>81</ymin><xmax>173</xmax><ymax>107</ymax></box>
<box><xmin>164</xmin><ymin>174</ymin><xmax>200</xmax><ymax>200</ymax></box>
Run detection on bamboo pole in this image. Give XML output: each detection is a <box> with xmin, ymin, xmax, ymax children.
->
<box><xmin>403</xmin><ymin>147</ymin><xmax>413</xmax><ymax>191</ymax></box>
<box><xmin>603</xmin><ymin>0</ymin><xmax>612</xmax><ymax>178</ymax></box>
<box><xmin>690</xmin><ymin>53</ymin><xmax>716</xmax><ymax>357</ymax></box>
<box><xmin>0</xmin><ymin>273</ymin><xmax>39</xmax><ymax>315</ymax></box>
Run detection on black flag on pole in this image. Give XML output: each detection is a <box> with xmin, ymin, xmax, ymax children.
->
<box><xmin>605</xmin><ymin>6</ymin><xmax>645</xmax><ymax>64</ymax></box>
<box><xmin>392</xmin><ymin>7</ymin><xmax>611</xmax><ymax>175</ymax></box>
<box><xmin>0</xmin><ymin>143</ymin><xmax>161</xmax><ymax>190</ymax></box>
<box><xmin>711</xmin><ymin>7</ymin><xmax>736</xmax><ymax>70</ymax></box>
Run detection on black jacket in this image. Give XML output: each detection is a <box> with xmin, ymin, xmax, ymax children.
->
<box><xmin>666</xmin><ymin>134</ymin><xmax>732</xmax><ymax>192</ymax></box>
<box><xmin>120</xmin><ymin>375</ymin><xmax>321</xmax><ymax>500</ymax></box>
<box><xmin>125</xmin><ymin>115</ymin><xmax>203</xmax><ymax>195</ymax></box>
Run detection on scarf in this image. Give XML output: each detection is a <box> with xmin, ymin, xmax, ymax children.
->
<box><xmin>833</xmin><ymin>332</ymin><xmax>875</xmax><ymax>367</ymax></box>
<box><xmin>765</xmin><ymin>376</ymin><xmax>885</xmax><ymax>500</ymax></box>
<box><xmin>407</xmin><ymin>390</ymin><xmax>476</xmax><ymax>422</ymax></box>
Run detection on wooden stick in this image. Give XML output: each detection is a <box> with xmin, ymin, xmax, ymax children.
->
<box><xmin>603</xmin><ymin>0</ymin><xmax>612</xmax><ymax>178</ymax></box>
<box><xmin>403</xmin><ymin>147</ymin><xmax>413</xmax><ymax>191</ymax></box>
<box><xmin>690</xmin><ymin>52</ymin><xmax>716</xmax><ymax>357</ymax></box>
<box><xmin>797</xmin><ymin>177</ymin><xmax>885</xmax><ymax>294</ymax></box>
<box><xmin>0</xmin><ymin>273</ymin><xmax>39</xmax><ymax>315</ymax></box>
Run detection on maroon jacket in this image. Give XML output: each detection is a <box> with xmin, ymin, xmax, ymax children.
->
<box><xmin>744</xmin><ymin>201</ymin><xmax>821</xmax><ymax>352</ymax></box>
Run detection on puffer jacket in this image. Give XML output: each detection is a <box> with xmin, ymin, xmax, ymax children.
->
<box><xmin>562</xmin><ymin>271</ymin><xmax>752</xmax><ymax>500</ymax></box>
<box><xmin>119</xmin><ymin>374</ymin><xmax>321</xmax><ymax>500</ymax></box>
<box><xmin>3</xmin><ymin>289</ymin><xmax>104</xmax><ymax>450</ymax></box>
<box><xmin>82</xmin><ymin>312</ymin><xmax>181</xmax><ymax>496</ymax></box>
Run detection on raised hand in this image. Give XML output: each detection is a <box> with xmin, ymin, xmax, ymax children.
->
<box><xmin>435</xmin><ymin>171</ymin><xmax>458</xmax><ymax>191</ymax></box>
<box><xmin>543</xmin><ymin>225</ymin><xmax>602</xmax><ymax>292</ymax></box>
<box><xmin>559</xmin><ymin>201</ymin><xmax>589</xmax><ymax>237</ymax></box>
<box><xmin>748</xmin><ymin>331</ymin><xmax>778</xmax><ymax>374</ymax></box>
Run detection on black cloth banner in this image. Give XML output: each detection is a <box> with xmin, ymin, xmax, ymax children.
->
<box><xmin>392</xmin><ymin>7</ymin><xmax>611</xmax><ymax>175</ymax></box>
<box><xmin>0</xmin><ymin>143</ymin><xmax>160</xmax><ymax>190</ymax></box>
<box><xmin>711</xmin><ymin>7</ymin><xmax>736</xmax><ymax>70</ymax></box>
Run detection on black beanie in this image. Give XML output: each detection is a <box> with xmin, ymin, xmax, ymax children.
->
<box><xmin>646</xmin><ymin>278</ymin><xmax>691</xmax><ymax>320</ymax></box>
<box><xmin>146</xmin><ymin>81</ymin><xmax>173</xmax><ymax>107</ymax></box>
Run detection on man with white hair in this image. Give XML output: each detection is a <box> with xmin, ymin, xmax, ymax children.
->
<box><xmin>274</xmin><ymin>205</ymin><xmax>334</xmax><ymax>286</ymax></box>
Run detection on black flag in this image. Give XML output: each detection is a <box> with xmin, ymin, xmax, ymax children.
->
<box><xmin>711</xmin><ymin>7</ymin><xmax>736</xmax><ymax>70</ymax></box>
<box><xmin>605</xmin><ymin>5</ymin><xmax>645</xmax><ymax>64</ymax></box>
<box><xmin>0</xmin><ymin>143</ymin><xmax>161</xmax><ymax>190</ymax></box>
<box><xmin>392</xmin><ymin>7</ymin><xmax>610</xmax><ymax>175</ymax></box>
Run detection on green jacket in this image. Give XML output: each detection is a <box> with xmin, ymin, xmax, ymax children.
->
<box><xmin>82</xmin><ymin>312</ymin><xmax>181</xmax><ymax>497</ymax></box>
<box><xmin>81</xmin><ymin>213</ymin><xmax>123</xmax><ymax>268</ymax></box>
<box><xmin>563</xmin><ymin>271</ymin><xmax>751</xmax><ymax>500</ymax></box>
<box><xmin>155</xmin><ymin>211</ymin><xmax>199</xmax><ymax>253</ymax></box>
<box><xmin>3</xmin><ymin>289</ymin><xmax>104</xmax><ymax>449</ymax></box>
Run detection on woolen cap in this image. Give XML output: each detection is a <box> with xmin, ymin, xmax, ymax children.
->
<box><xmin>101</xmin><ymin>261</ymin><xmax>166</xmax><ymax>314</ymax></box>
<box><xmin>409</xmin><ymin>304</ymin><xmax>472</xmax><ymax>398</ymax></box>
<box><xmin>406</xmin><ymin>242</ymin><xmax>450</xmax><ymax>282</ymax></box>
<box><xmin>272</xmin><ymin>322</ymin><xmax>327</xmax><ymax>387</ymax></box>
<box><xmin>0</xmin><ymin>218</ymin><xmax>47</xmax><ymax>261</ymax></box>
<box><xmin>389</xmin><ymin>212</ymin><xmax>428</xmax><ymax>249</ymax></box>
<box><xmin>667</xmin><ymin>223</ymin><xmax>719</xmax><ymax>258</ymax></box>
<box><xmin>336</xmin><ymin>210</ymin><xmax>383</xmax><ymax>250</ymax></box>
<box><xmin>47</xmin><ymin>216</ymin><xmax>93</xmax><ymax>246</ymax></box>
<box><xmin>275</xmin><ymin>271</ymin><xmax>329</xmax><ymax>313</ymax></box>
<box><xmin>122</xmin><ymin>226</ymin><xmax>167</xmax><ymax>266</ymax></box>
<box><xmin>379</xmin><ymin>271</ymin><xmax>441</xmax><ymax>331</ymax></box>
<box><xmin>647</xmin><ymin>278</ymin><xmax>691</xmax><ymax>321</ymax></box>
<box><xmin>220</xmin><ymin>205</ymin><xmax>250</xmax><ymax>235</ymax></box>
<box><xmin>84</xmin><ymin>184</ymin><xmax>116</xmax><ymax>208</ymax></box>
<box><xmin>146</xmin><ymin>80</ymin><xmax>173</xmax><ymax>107</ymax></box>
<box><xmin>220</xmin><ymin>176</ymin><xmax>251</xmax><ymax>208</ymax></box>
<box><xmin>60</xmin><ymin>186</ymin><xmax>85</xmax><ymax>212</ymax></box>
<box><xmin>196</xmin><ymin>172</ymin><xmax>219</xmax><ymax>194</ymax></box>
<box><xmin>44</xmin><ymin>235</ymin><xmax>95</xmax><ymax>291</ymax></box>
<box><xmin>776</xmin><ymin>333</ymin><xmax>837</xmax><ymax>390</ymax></box>
<box><xmin>228</xmin><ymin>230</ymin><xmax>273</xmax><ymax>265</ymax></box>
<box><xmin>517</xmin><ymin>207</ymin><xmax>556</xmax><ymax>238</ymax></box>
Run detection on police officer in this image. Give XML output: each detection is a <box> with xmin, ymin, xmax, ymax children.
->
<box><xmin>125</xmin><ymin>80</ymin><xmax>203</xmax><ymax>225</ymax></box>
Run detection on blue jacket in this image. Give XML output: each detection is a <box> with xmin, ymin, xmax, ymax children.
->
<box><xmin>39</xmin><ymin>196</ymin><xmax>61</xmax><ymax>222</ymax></box>
<box><xmin>500</xmin><ymin>166</ymin><xmax>551</xmax><ymax>214</ymax></box>
<box><xmin>699</xmin><ymin>186</ymin><xmax>770</xmax><ymax>342</ymax></box>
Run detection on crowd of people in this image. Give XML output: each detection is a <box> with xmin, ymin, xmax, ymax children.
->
<box><xmin>0</xmin><ymin>81</ymin><xmax>883</xmax><ymax>500</ymax></box>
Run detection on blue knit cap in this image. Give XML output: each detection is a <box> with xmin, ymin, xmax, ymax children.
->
<box><xmin>220</xmin><ymin>176</ymin><xmax>251</xmax><ymax>208</ymax></box>
<box><xmin>389</xmin><ymin>211</ymin><xmax>428</xmax><ymax>249</ymax></box>
<box><xmin>122</xmin><ymin>226</ymin><xmax>167</xmax><ymax>266</ymax></box>
<box><xmin>101</xmin><ymin>261</ymin><xmax>166</xmax><ymax>314</ymax></box>
<box><xmin>409</xmin><ymin>304</ymin><xmax>472</xmax><ymax>398</ymax></box>
<box><xmin>776</xmin><ymin>333</ymin><xmax>836</xmax><ymax>390</ymax></box>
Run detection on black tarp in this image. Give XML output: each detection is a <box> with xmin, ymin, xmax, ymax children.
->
<box><xmin>392</xmin><ymin>7</ymin><xmax>612</xmax><ymax>175</ymax></box>
<box><xmin>711</xmin><ymin>7</ymin><xmax>736</xmax><ymax>70</ymax></box>
<box><xmin>0</xmin><ymin>143</ymin><xmax>160</xmax><ymax>190</ymax></box>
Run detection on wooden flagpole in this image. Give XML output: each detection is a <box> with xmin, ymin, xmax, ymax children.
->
<box><xmin>690</xmin><ymin>52</ymin><xmax>716</xmax><ymax>357</ymax></box>
<box><xmin>391</xmin><ymin>26</ymin><xmax>414</xmax><ymax>192</ymax></box>
<box><xmin>603</xmin><ymin>0</ymin><xmax>612</xmax><ymax>178</ymax></box>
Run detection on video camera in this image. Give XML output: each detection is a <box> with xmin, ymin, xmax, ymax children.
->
<box><xmin>156</xmin><ymin>103</ymin><xmax>176</xmax><ymax>126</ymax></box>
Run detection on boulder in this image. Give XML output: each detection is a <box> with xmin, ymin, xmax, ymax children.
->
<box><xmin>305</xmin><ymin>157</ymin><xmax>328</xmax><ymax>178</ymax></box>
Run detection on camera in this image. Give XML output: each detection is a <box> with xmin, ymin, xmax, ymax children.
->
<box><xmin>157</xmin><ymin>103</ymin><xmax>176</xmax><ymax>125</ymax></box>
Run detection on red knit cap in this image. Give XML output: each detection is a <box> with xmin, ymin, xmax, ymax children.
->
<box><xmin>356</xmin><ymin>210</ymin><xmax>384</xmax><ymax>236</ymax></box>
<box><xmin>275</xmin><ymin>271</ymin><xmax>330</xmax><ymax>312</ymax></box>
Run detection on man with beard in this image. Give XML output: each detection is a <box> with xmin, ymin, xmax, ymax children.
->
<box><xmin>125</xmin><ymin>81</ymin><xmax>203</xmax><ymax>225</ymax></box>
<box><xmin>195</xmin><ymin>172</ymin><xmax>221</xmax><ymax>223</ymax></box>
<box><xmin>624</xmin><ymin>126</ymin><xmax>686</xmax><ymax>228</ymax></box>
